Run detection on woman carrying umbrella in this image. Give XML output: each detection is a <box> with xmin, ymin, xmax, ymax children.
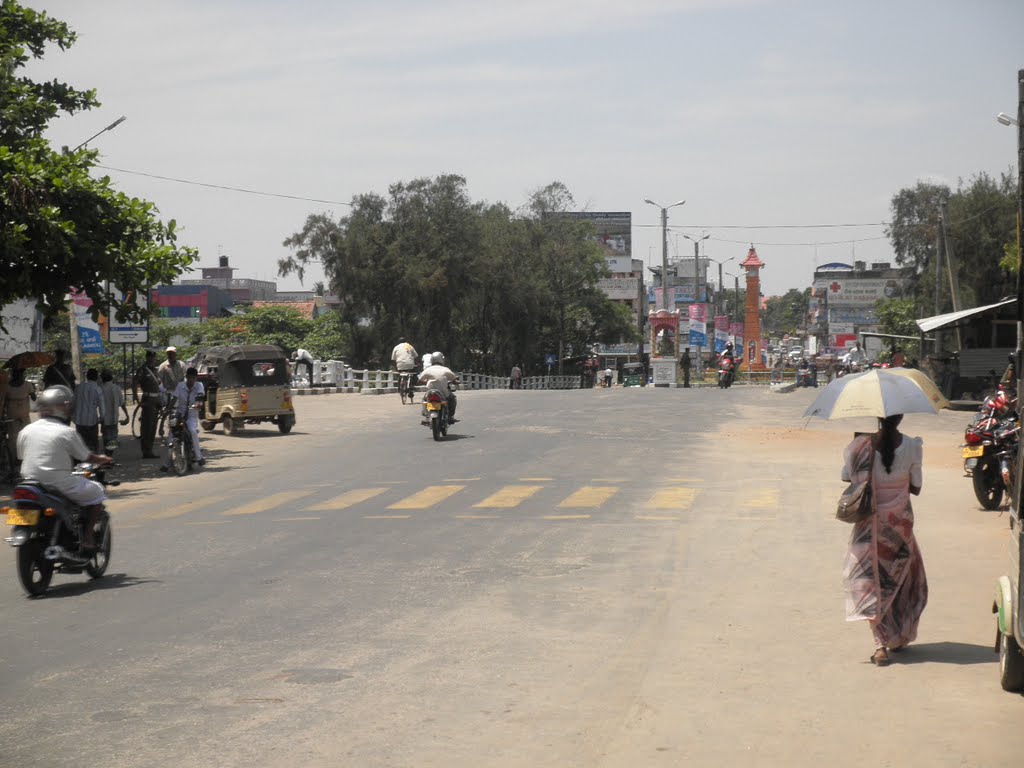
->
<box><xmin>805</xmin><ymin>369</ymin><xmax>944</xmax><ymax>666</ymax></box>
<box><xmin>841</xmin><ymin>414</ymin><xmax>928</xmax><ymax>666</ymax></box>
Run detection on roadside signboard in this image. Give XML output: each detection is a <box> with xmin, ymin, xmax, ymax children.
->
<box><xmin>108</xmin><ymin>286</ymin><xmax>150</xmax><ymax>344</ymax></box>
<box><xmin>0</xmin><ymin>300</ymin><xmax>43</xmax><ymax>359</ymax></box>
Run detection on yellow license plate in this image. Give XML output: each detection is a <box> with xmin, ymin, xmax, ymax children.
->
<box><xmin>962</xmin><ymin>446</ymin><xmax>985</xmax><ymax>459</ymax></box>
<box><xmin>426</xmin><ymin>403</ymin><xmax>442</xmax><ymax>411</ymax></box>
<box><xmin>5</xmin><ymin>509</ymin><xmax>40</xmax><ymax>526</ymax></box>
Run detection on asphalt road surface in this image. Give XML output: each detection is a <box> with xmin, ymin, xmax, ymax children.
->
<box><xmin>0</xmin><ymin>386</ymin><xmax>1021</xmax><ymax>767</ymax></box>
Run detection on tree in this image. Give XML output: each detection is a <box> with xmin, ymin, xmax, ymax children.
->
<box><xmin>0</xmin><ymin>1</ymin><xmax>196</xmax><ymax>327</ymax></box>
<box><xmin>763</xmin><ymin>289</ymin><xmax>810</xmax><ymax>336</ymax></box>
<box><xmin>874</xmin><ymin>297</ymin><xmax>919</xmax><ymax>338</ymax></box>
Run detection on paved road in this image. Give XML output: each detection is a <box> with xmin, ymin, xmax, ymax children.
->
<box><xmin>0</xmin><ymin>387</ymin><xmax>1020</xmax><ymax>767</ymax></box>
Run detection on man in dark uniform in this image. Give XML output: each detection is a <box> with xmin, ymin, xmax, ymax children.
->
<box><xmin>43</xmin><ymin>349</ymin><xmax>76</xmax><ymax>389</ymax></box>
<box><xmin>132</xmin><ymin>350</ymin><xmax>162</xmax><ymax>458</ymax></box>
<box><xmin>680</xmin><ymin>347</ymin><xmax>692</xmax><ymax>388</ymax></box>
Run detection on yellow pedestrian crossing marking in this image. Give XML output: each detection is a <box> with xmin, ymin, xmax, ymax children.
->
<box><xmin>136</xmin><ymin>492</ymin><xmax>235</xmax><ymax>521</ymax></box>
<box><xmin>646</xmin><ymin>487</ymin><xmax>700</xmax><ymax>509</ymax></box>
<box><xmin>742</xmin><ymin>488</ymin><xmax>779</xmax><ymax>509</ymax></box>
<box><xmin>473</xmin><ymin>485</ymin><xmax>544</xmax><ymax>508</ymax></box>
<box><xmin>388</xmin><ymin>485</ymin><xmax>465</xmax><ymax>510</ymax></box>
<box><xmin>309</xmin><ymin>488</ymin><xmax>387</xmax><ymax>511</ymax></box>
<box><xmin>558</xmin><ymin>486</ymin><xmax>618</xmax><ymax>508</ymax></box>
<box><xmin>223</xmin><ymin>490</ymin><xmax>313</xmax><ymax>516</ymax></box>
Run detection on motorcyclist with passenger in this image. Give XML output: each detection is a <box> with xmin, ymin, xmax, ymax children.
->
<box><xmin>16</xmin><ymin>386</ymin><xmax>112</xmax><ymax>550</ymax></box>
<box><xmin>419</xmin><ymin>352</ymin><xmax>459</xmax><ymax>424</ymax></box>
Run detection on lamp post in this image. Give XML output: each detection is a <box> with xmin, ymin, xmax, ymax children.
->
<box><xmin>644</xmin><ymin>198</ymin><xmax>686</xmax><ymax>310</ymax></box>
<box><xmin>725</xmin><ymin>271</ymin><xmax>741</xmax><ymax>324</ymax></box>
<box><xmin>71</xmin><ymin>115</ymin><xmax>127</xmax><ymax>152</ymax></box>
<box><xmin>67</xmin><ymin>115</ymin><xmax>127</xmax><ymax>379</ymax></box>
<box><xmin>683</xmin><ymin>232</ymin><xmax>710</xmax><ymax>376</ymax></box>
<box><xmin>704</xmin><ymin>254</ymin><xmax>734</xmax><ymax>317</ymax></box>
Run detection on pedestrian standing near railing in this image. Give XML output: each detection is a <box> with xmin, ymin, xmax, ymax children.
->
<box><xmin>510</xmin><ymin>364</ymin><xmax>522</xmax><ymax>389</ymax></box>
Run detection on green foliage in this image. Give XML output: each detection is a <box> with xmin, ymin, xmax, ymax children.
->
<box><xmin>1000</xmin><ymin>241</ymin><xmax>1020</xmax><ymax>274</ymax></box>
<box><xmin>0</xmin><ymin>1</ymin><xmax>196</xmax><ymax>327</ymax></box>
<box><xmin>763</xmin><ymin>288</ymin><xmax>810</xmax><ymax>335</ymax></box>
<box><xmin>278</xmin><ymin>176</ymin><xmax>634</xmax><ymax>372</ymax></box>
<box><xmin>186</xmin><ymin>306</ymin><xmax>312</xmax><ymax>354</ymax></box>
<box><xmin>874</xmin><ymin>297</ymin><xmax>919</xmax><ymax>337</ymax></box>
<box><xmin>886</xmin><ymin>172</ymin><xmax>1017</xmax><ymax>310</ymax></box>
<box><xmin>302</xmin><ymin>312</ymin><xmax>349</xmax><ymax>361</ymax></box>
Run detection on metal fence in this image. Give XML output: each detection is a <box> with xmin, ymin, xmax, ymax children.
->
<box><xmin>291</xmin><ymin>363</ymin><xmax>581</xmax><ymax>393</ymax></box>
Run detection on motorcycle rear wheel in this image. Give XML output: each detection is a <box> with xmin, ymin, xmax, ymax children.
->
<box><xmin>17</xmin><ymin>540</ymin><xmax>53</xmax><ymax>597</ymax></box>
<box><xmin>171</xmin><ymin>438</ymin><xmax>189</xmax><ymax>476</ymax></box>
<box><xmin>973</xmin><ymin>458</ymin><xmax>1003</xmax><ymax>510</ymax></box>
<box><xmin>431</xmin><ymin>417</ymin><xmax>442</xmax><ymax>441</ymax></box>
<box><xmin>86</xmin><ymin>521</ymin><xmax>111</xmax><ymax>579</ymax></box>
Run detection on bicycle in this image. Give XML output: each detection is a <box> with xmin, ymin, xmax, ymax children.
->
<box><xmin>398</xmin><ymin>370</ymin><xmax>417</xmax><ymax>405</ymax></box>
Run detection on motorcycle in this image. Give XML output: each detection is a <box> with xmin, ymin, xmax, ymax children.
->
<box><xmin>421</xmin><ymin>381</ymin><xmax>457</xmax><ymax>441</ymax></box>
<box><xmin>2</xmin><ymin>463</ymin><xmax>115</xmax><ymax>597</ymax></box>
<box><xmin>796</xmin><ymin>364</ymin><xmax>815</xmax><ymax>387</ymax></box>
<box><xmin>164</xmin><ymin>395</ymin><xmax>201</xmax><ymax>476</ymax></box>
<box><xmin>717</xmin><ymin>356</ymin><xmax>735</xmax><ymax>389</ymax></box>
<box><xmin>962</xmin><ymin>392</ymin><xmax>1019</xmax><ymax>510</ymax></box>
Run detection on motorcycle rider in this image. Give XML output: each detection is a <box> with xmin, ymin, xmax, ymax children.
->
<box><xmin>16</xmin><ymin>386</ymin><xmax>112</xmax><ymax>550</ymax></box>
<box><xmin>419</xmin><ymin>351</ymin><xmax>459</xmax><ymax>423</ymax></box>
<box><xmin>164</xmin><ymin>367</ymin><xmax>206</xmax><ymax>469</ymax></box>
<box><xmin>718</xmin><ymin>342</ymin><xmax>736</xmax><ymax>385</ymax></box>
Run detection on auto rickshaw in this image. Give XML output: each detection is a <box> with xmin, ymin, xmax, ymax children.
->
<box><xmin>194</xmin><ymin>344</ymin><xmax>296</xmax><ymax>435</ymax></box>
<box><xmin>993</xmin><ymin>490</ymin><xmax>1024</xmax><ymax>691</ymax></box>
<box><xmin>622</xmin><ymin>362</ymin><xmax>646</xmax><ymax>387</ymax></box>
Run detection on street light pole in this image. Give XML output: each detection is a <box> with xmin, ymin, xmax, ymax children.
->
<box><xmin>644</xmin><ymin>198</ymin><xmax>686</xmax><ymax>311</ymax></box>
<box><xmin>683</xmin><ymin>232</ymin><xmax>710</xmax><ymax>377</ymax></box>
<box><xmin>72</xmin><ymin>115</ymin><xmax>126</xmax><ymax>152</ymax></box>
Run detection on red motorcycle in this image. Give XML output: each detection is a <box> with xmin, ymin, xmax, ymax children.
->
<box><xmin>717</xmin><ymin>356</ymin><xmax>735</xmax><ymax>389</ymax></box>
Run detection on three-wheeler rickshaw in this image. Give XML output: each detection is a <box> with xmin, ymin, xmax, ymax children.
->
<box><xmin>622</xmin><ymin>362</ymin><xmax>646</xmax><ymax>387</ymax></box>
<box><xmin>194</xmin><ymin>344</ymin><xmax>296</xmax><ymax>435</ymax></box>
<box><xmin>994</xmin><ymin>489</ymin><xmax>1024</xmax><ymax>691</ymax></box>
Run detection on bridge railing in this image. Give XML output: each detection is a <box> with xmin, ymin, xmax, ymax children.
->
<box><xmin>291</xmin><ymin>364</ymin><xmax>581</xmax><ymax>393</ymax></box>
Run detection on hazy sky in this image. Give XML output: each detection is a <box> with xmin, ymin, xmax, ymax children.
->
<box><xmin>28</xmin><ymin>0</ymin><xmax>1024</xmax><ymax>297</ymax></box>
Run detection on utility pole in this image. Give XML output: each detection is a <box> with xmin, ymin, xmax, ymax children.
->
<box><xmin>940</xmin><ymin>201</ymin><xmax>963</xmax><ymax>350</ymax></box>
<box><xmin>934</xmin><ymin>212</ymin><xmax>944</xmax><ymax>355</ymax></box>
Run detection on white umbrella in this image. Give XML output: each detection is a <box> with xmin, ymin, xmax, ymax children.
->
<box><xmin>804</xmin><ymin>368</ymin><xmax>948</xmax><ymax>420</ymax></box>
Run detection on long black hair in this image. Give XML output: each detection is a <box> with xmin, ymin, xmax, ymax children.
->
<box><xmin>877</xmin><ymin>414</ymin><xmax>903</xmax><ymax>473</ymax></box>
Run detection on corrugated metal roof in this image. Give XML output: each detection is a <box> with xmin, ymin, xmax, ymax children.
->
<box><xmin>915</xmin><ymin>298</ymin><xmax>1016</xmax><ymax>333</ymax></box>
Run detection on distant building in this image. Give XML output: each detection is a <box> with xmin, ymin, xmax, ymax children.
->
<box><xmin>150</xmin><ymin>284</ymin><xmax>234</xmax><ymax>324</ymax></box>
<box><xmin>179</xmin><ymin>255</ymin><xmax>276</xmax><ymax>303</ymax></box>
<box><xmin>810</xmin><ymin>261</ymin><xmax>912</xmax><ymax>348</ymax></box>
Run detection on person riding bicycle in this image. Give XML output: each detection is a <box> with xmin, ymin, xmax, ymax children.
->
<box><xmin>391</xmin><ymin>337</ymin><xmax>419</xmax><ymax>396</ymax></box>
<box><xmin>164</xmin><ymin>367</ymin><xmax>206</xmax><ymax>468</ymax></box>
<box><xmin>419</xmin><ymin>351</ymin><xmax>459</xmax><ymax>424</ymax></box>
<box><xmin>16</xmin><ymin>386</ymin><xmax>111</xmax><ymax>550</ymax></box>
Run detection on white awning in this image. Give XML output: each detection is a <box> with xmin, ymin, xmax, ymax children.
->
<box><xmin>915</xmin><ymin>298</ymin><xmax>1016</xmax><ymax>333</ymax></box>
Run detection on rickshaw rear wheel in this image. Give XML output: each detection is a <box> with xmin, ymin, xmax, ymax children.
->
<box><xmin>278</xmin><ymin>416</ymin><xmax>294</xmax><ymax>434</ymax></box>
<box><xmin>222</xmin><ymin>414</ymin><xmax>237</xmax><ymax>436</ymax></box>
<box><xmin>999</xmin><ymin>631</ymin><xmax>1024</xmax><ymax>692</ymax></box>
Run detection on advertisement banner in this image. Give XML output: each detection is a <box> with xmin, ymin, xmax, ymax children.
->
<box><xmin>598</xmin><ymin>277</ymin><xmax>640</xmax><ymax>300</ymax></box>
<box><xmin>731</xmin><ymin>322</ymin><xmax>744</xmax><ymax>358</ymax></box>
<box><xmin>688</xmin><ymin>304</ymin><xmax>707</xmax><ymax>347</ymax></box>
<box><xmin>561</xmin><ymin>211</ymin><xmax>631</xmax><ymax>257</ymax></box>
<box><xmin>714</xmin><ymin>315</ymin><xmax>729</xmax><ymax>353</ymax></box>
<box><xmin>72</xmin><ymin>290</ymin><xmax>104</xmax><ymax>354</ymax></box>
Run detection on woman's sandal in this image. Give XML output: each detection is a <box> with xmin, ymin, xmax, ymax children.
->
<box><xmin>871</xmin><ymin>649</ymin><xmax>890</xmax><ymax>666</ymax></box>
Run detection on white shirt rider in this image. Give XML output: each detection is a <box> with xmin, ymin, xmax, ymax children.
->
<box><xmin>168</xmin><ymin>377</ymin><xmax>205</xmax><ymax>462</ymax></box>
<box><xmin>391</xmin><ymin>341</ymin><xmax>419</xmax><ymax>371</ymax></box>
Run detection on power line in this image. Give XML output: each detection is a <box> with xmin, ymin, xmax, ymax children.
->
<box><xmin>96</xmin><ymin>165</ymin><xmax>353</xmax><ymax>206</ymax></box>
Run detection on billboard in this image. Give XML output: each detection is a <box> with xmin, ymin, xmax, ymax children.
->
<box><xmin>714</xmin><ymin>315</ymin><xmax>730</xmax><ymax>353</ymax></box>
<box><xmin>108</xmin><ymin>286</ymin><xmax>150</xmax><ymax>344</ymax></box>
<box><xmin>598</xmin><ymin>277</ymin><xmax>641</xmax><ymax>300</ymax></box>
<box><xmin>562</xmin><ymin>211</ymin><xmax>631</xmax><ymax>258</ymax></box>
<box><xmin>71</xmin><ymin>290</ymin><xmax>105</xmax><ymax>354</ymax></box>
<box><xmin>815</xmin><ymin>277</ymin><xmax>903</xmax><ymax>306</ymax></box>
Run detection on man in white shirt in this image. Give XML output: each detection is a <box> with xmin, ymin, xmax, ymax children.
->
<box><xmin>391</xmin><ymin>337</ymin><xmax>418</xmax><ymax>372</ymax></box>
<box><xmin>98</xmin><ymin>369</ymin><xmax>128</xmax><ymax>459</ymax></box>
<box><xmin>165</xmin><ymin>367</ymin><xmax>206</xmax><ymax>466</ymax></box>
<box><xmin>291</xmin><ymin>348</ymin><xmax>315</xmax><ymax>384</ymax></box>
<box><xmin>158</xmin><ymin>346</ymin><xmax>186</xmax><ymax>395</ymax></box>
<box><xmin>73</xmin><ymin>368</ymin><xmax>105</xmax><ymax>452</ymax></box>
<box><xmin>18</xmin><ymin>386</ymin><xmax>111</xmax><ymax>549</ymax></box>
<box><xmin>419</xmin><ymin>351</ymin><xmax>459</xmax><ymax>423</ymax></box>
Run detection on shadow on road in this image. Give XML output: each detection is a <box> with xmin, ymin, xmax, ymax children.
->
<box><xmin>893</xmin><ymin>641</ymin><xmax>996</xmax><ymax>665</ymax></box>
<box><xmin>36</xmin><ymin>573</ymin><xmax>162</xmax><ymax>599</ymax></box>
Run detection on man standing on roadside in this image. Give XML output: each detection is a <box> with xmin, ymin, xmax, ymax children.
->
<box><xmin>681</xmin><ymin>348</ymin><xmax>692</xmax><ymax>388</ymax></box>
<box><xmin>158</xmin><ymin>346</ymin><xmax>186</xmax><ymax>395</ymax></box>
<box><xmin>133</xmin><ymin>350</ymin><xmax>162</xmax><ymax>458</ymax></box>
<box><xmin>73</xmin><ymin>368</ymin><xmax>105</xmax><ymax>451</ymax></box>
<box><xmin>510</xmin><ymin>364</ymin><xmax>522</xmax><ymax>389</ymax></box>
<box><xmin>291</xmin><ymin>347</ymin><xmax>315</xmax><ymax>384</ymax></box>
<box><xmin>43</xmin><ymin>349</ymin><xmax>76</xmax><ymax>389</ymax></box>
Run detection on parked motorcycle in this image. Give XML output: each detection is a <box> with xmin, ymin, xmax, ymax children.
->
<box><xmin>717</xmin><ymin>357</ymin><xmax>735</xmax><ymax>389</ymax></box>
<box><xmin>962</xmin><ymin>390</ymin><xmax>1019</xmax><ymax>510</ymax></box>
<box><xmin>2</xmin><ymin>464</ymin><xmax>115</xmax><ymax>596</ymax></box>
<box><xmin>421</xmin><ymin>382</ymin><xmax>456</xmax><ymax>441</ymax></box>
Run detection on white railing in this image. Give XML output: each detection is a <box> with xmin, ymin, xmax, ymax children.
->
<box><xmin>291</xmin><ymin>364</ymin><xmax>581</xmax><ymax>393</ymax></box>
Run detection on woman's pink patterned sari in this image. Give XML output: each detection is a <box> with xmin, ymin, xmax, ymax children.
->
<box><xmin>841</xmin><ymin>434</ymin><xmax>928</xmax><ymax>647</ymax></box>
